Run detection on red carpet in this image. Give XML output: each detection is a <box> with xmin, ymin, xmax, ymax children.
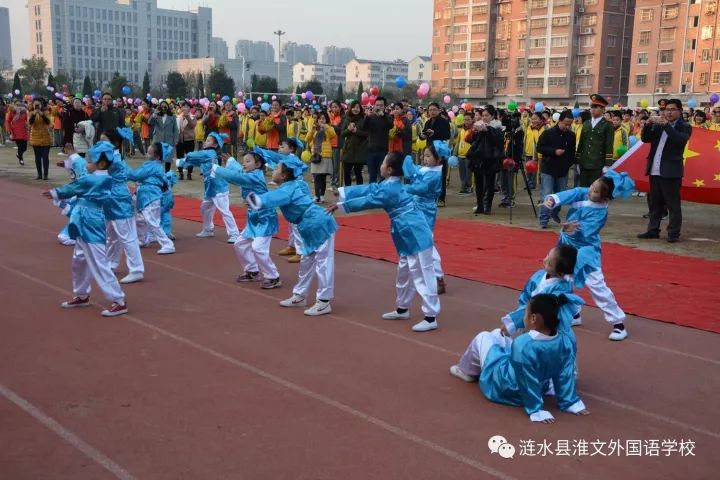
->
<box><xmin>173</xmin><ymin>196</ymin><xmax>720</xmax><ymax>334</ymax></box>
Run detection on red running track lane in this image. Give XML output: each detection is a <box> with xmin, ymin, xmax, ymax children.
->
<box><xmin>0</xmin><ymin>179</ymin><xmax>718</xmax><ymax>479</ymax></box>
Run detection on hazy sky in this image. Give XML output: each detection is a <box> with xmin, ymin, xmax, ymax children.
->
<box><xmin>1</xmin><ymin>0</ymin><xmax>433</xmax><ymax>66</ymax></box>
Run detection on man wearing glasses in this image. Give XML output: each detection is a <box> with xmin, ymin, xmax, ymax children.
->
<box><xmin>576</xmin><ymin>94</ymin><xmax>614</xmax><ymax>186</ymax></box>
<box><xmin>637</xmin><ymin>99</ymin><xmax>691</xmax><ymax>243</ymax></box>
<box><xmin>708</xmin><ymin>107</ymin><xmax>720</xmax><ymax>131</ymax></box>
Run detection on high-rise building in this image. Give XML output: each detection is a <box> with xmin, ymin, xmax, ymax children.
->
<box><xmin>281</xmin><ymin>42</ymin><xmax>317</xmax><ymax>65</ymax></box>
<box><xmin>235</xmin><ymin>40</ymin><xmax>274</xmax><ymax>63</ymax></box>
<box><xmin>0</xmin><ymin>7</ymin><xmax>11</xmax><ymax>69</ymax></box>
<box><xmin>292</xmin><ymin>63</ymin><xmax>346</xmax><ymax>91</ymax></box>
<box><xmin>321</xmin><ymin>46</ymin><xmax>356</xmax><ymax>65</ymax></box>
<box><xmin>210</xmin><ymin>37</ymin><xmax>228</xmax><ymax>62</ymax></box>
<box><xmin>345</xmin><ymin>59</ymin><xmax>409</xmax><ymax>91</ymax></box>
<box><xmin>628</xmin><ymin>1</ymin><xmax>720</xmax><ymax>105</ymax></box>
<box><xmin>431</xmin><ymin>0</ymin><xmax>635</xmax><ymax>106</ymax></box>
<box><xmin>27</xmin><ymin>0</ymin><xmax>211</xmax><ymax>85</ymax></box>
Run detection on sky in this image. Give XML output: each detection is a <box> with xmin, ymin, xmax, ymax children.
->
<box><xmin>0</xmin><ymin>0</ymin><xmax>433</xmax><ymax>66</ymax></box>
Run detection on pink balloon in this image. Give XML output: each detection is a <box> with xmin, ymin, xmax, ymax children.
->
<box><xmin>237</xmin><ymin>103</ymin><xmax>246</xmax><ymax>112</ymax></box>
<box><xmin>443</xmin><ymin>95</ymin><xmax>451</xmax><ymax>104</ymax></box>
<box><xmin>301</xmin><ymin>92</ymin><xmax>307</xmax><ymax>99</ymax></box>
<box><xmin>448</xmin><ymin>111</ymin><xmax>455</xmax><ymax>119</ymax></box>
<box><xmin>361</xmin><ymin>92</ymin><xmax>369</xmax><ymax>99</ymax></box>
<box><xmin>257</xmin><ymin>96</ymin><xmax>262</xmax><ymax>102</ymax></box>
<box><xmin>452</xmin><ymin>105</ymin><xmax>459</xmax><ymax>113</ymax></box>
<box><xmin>271</xmin><ymin>95</ymin><xmax>277</xmax><ymax>100</ymax></box>
<box><xmin>138</xmin><ymin>105</ymin><xmax>144</xmax><ymax>112</ymax></box>
<box><xmin>217</xmin><ymin>100</ymin><xmax>223</xmax><ymax>107</ymax></box>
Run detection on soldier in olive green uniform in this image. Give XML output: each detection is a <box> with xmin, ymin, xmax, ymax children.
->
<box><xmin>576</xmin><ymin>94</ymin><xmax>614</xmax><ymax>187</ymax></box>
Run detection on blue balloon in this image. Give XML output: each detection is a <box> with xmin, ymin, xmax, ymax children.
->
<box><xmin>94</xmin><ymin>89</ymin><xmax>101</xmax><ymax>97</ymax></box>
<box><xmin>260</xmin><ymin>102</ymin><xmax>271</xmax><ymax>112</ymax></box>
<box><xmin>395</xmin><ymin>76</ymin><xmax>407</xmax><ymax>89</ymax></box>
<box><xmin>629</xmin><ymin>135</ymin><xmax>638</xmax><ymax>147</ymax></box>
<box><xmin>244</xmin><ymin>99</ymin><xmax>253</xmax><ymax>108</ymax></box>
<box><xmin>572</xmin><ymin>107</ymin><xmax>581</xmax><ymax>118</ymax></box>
<box><xmin>122</xmin><ymin>85</ymin><xmax>131</xmax><ymax>96</ymax></box>
<box><xmin>448</xmin><ymin>155</ymin><xmax>459</xmax><ymax>168</ymax></box>
<box><xmin>535</xmin><ymin>102</ymin><xmax>544</xmax><ymax>113</ymax></box>
<box><xmin>221</xmin><ymin>95</ymin><xmax>230</xmax><ymax>102</ymax></box>
<box><xmin>687</xmin><ymin>98</ymin><xmax>698</xmax><ymax>108</ymax></box>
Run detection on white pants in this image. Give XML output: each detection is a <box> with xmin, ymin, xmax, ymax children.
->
<box><xmin>288</xmin><ymin>223</ymin><xmax>303</xmax><ymax>251</ymax></box>
<box><xmin>201</xmin><ymin>192</ymin><xmax>240</xmax><ymax>239</ymax></box>
<box><xmin>575</xmin><ymin>268</ymin><xmax>626</xmax><ymax>324</ymax></box>
<box><xmin>58</xmin><ymin>232</ymin><xmax>75</xmax><ymax>246</ymax></box>
<box><xmin>432</xmin><ymin>246</ymin><xmax>444</xmax><ymax>278</ymax></box>
<box><xmin>293</xmin><ymin>235</ymin><xmax>335</xmax><ymax>300</ymax></box>
<box><xmin>107</xmin><ymin>218</ymin><xmax>144</xmax><ymax>275</ymax></box>
<box><xmin>136</xmin><ymin>200</ymin><xmax>174</xmax><ymax>251</ymax></box>
<box><xmin>396</xmin><ymin>247</ymin><xmax>440</xmax><ymax>317</ymax></box>
<box><xmin>234</xmin><ymin>236</ymin><xmax>279</xmax><ymax>279</ymax></box>
<box><xmin>458</xmin><ymin>329</ymin><xmax>511</xmax><ymax>375</ymax></box>
<box><xmin>72</xmin><ymin>237</ymin><xmax>125</xmax><ymax>304</ymax></box>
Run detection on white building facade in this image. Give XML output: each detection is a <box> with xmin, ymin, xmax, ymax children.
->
<box><xmin>408</xmin><ymin>56</ymin><xmax>431</xmax><ymax>84</ymax></box>
<box><xmin>345</xmin><ymin>59</ymin><xmax>409</xmax><ymax>91</ymax></box>
<box><xmin>292</xmin><ymin>63</ymin><xmax>346</xmax><ymax>90</ymax></box>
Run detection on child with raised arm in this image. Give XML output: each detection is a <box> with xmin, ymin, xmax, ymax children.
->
<box><xmin>55</xmin><ymin>151</ymin><xmax>89</xmax><ymax>246</ymax></box>
<box><xmin>451</xmin><ymin>294</ymin><xmax>589</xmax><ymax>423</ymax></box>
<box><xmin>43</xmin><ymin>142</ymin><xmax>128</xmax><ymax>317</ymax></box>
<box><xmin>246</xmin><ymin>155</ymin><xmax>338</xmax><ymax>316</ymax></box>
<box><xmin>542</xmin><ymin>169</ymin><xmax>635</xmax><ymax>341</ymax></box>
<box><xmin>212</xmin><ymin>151</ymin><xmax>281</xmax><ymax>289</ymax></box>
<box><xmin>179</xmin><ymin>132</ymin><xmax>240</xmax><ymax>243</ymax></box>
<box><xmin>327</xmin><ymin>152</ymin><xmax>440</xmax><ymax>332</ymax></box>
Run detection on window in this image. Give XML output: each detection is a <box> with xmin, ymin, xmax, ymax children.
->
<box><xmin>496</xmin><ymin>40</ymin><xmax>509</xmax><ymax>51</ymax></box>
<box><xmin>689</xmin><ymin>16</ymin><xmax>699</xmax><ymax>28</ymax></box>
<box><xmin>471</xmin><ymin>23</ymin><xmax>488</xmax><ymax>33</ymax></box>
<box><xmin>473</xmin><ymin>5</ymin><xmax>488</xmax><ymax>15</ymax></box>
<box><xmin>706</xmin><ymin>1</ymin><xmax>717</xmax><ymax>14</ymax></box>
<box><xmin>469</xmin><ymin>61</ymin><xmax>485</xmax><ymax>71</ymax></box>
<box><xmin>683</xmin><ymin>61</ymin><xmax>694</xmax><ymax>73</ymax></box>
<box><xmin>702</xmin><ymin>26</ymin><xmax>713</xmax><ymax>40</ymax></box>
<box><xmin>699</xmin><ymin>72</ymin><xmax>708</xmax><ymax>85</ymax></box>
<box><xmin>607</xmin><ymin>35</ymin><xmax>617</xmax><ymax>47</ymax></box>
<box><xmin>530</xmin><ymin>37</ymin><xmax>546</xmax><ymax>48</ymax></box>
<box><xmin>549</xmin><ymin>57</ymin><xmax>566</xmax><ymax>67</ymax></box>
<box><xmin>578</xmin><ymin>54</ymin><xmax>594</xmax><ymax>67</ymax></box>
<box><xmin>657</xmin><ymin>72</ymin><xmax>672</xmax><ymax>86</ymax></box>
<box><xmin>636</xmin><ymin>74</ymin><xmax>647</xmax><ymax>87</ymax></box>
<box><xmin>469</xmin><ymin>79</ymin><xmax>485</xmax><ymax>88</ymax></box>
<box><xmin>530</xmin><ymin>0</ymin><xmax>547</xmax><ymax>8</ymax></box>
<box><xmin>661</xmin><ymin>28</ymin><xmax>676</xmax><ymax>42</ymax></box>
<box><xmin>662</xmin><ymin>5</ymin><xmax>679</xmax><ymax>20</ymax></box>
<box><xmin>712</xmin><ymin>71</ymin><xmax>720</xmax><ymax>84</ymax></box>
<box><xmin>637</xmin><ymin>52</ymin><xmax>648</xmax><ymax>64</ymax></box>
<box><xmin>516</xmin><ymin>76</ymin><xmax>524</xmax><ymax>88</ymax></box>
<box><xmin>548</xmin><ymin>77</ymin><xmax>566</xmax><ymax>87</ymax></box>
<box><xmin>579</xmin><ymin>36</ymin><xmax>595</xmax><ymax>47</ymax></box>
<box><xmin>702</xmin><ymin>49</ymin><xmax>711</xmax><ymax>62</ymax></box>
<box><xmin>452</xmin><ymin>79</ymin><xmax>467</xmax><ymax>88</ymax></box>
<box><xmin>640</xmin><ymin>9</ymin><xmax>653</xmax><ymax>22</ymax></box>
<box><xmin>528</xmin><ymin>58</ymin><xmax>545</xmax><ymax>68</ymax></box>
<box><xmin>471</xmin><ymin>42</ymin><xmax>487</xmax><ymax>52</ymax></box>
<box><xmin>551</xmin><ymin>36</ymin><xmax>568</xmax><ymax>48</ymax></box>
<box><xmin>552</xmin><ymin>16</ymin><xmax>570</xmax><ymax>27</ymax></box>
<box><xmin>604</xmin><ymin>76</ymin><xmax>613</xmax><ymax>88</ymax></box>
<box><xmin>498</xmin><ymin>4</ymin><xmax>511</xmax><ymax>15</ymax></box>
<box><xmin>527</xmin><ymin>78</ymin><xmax>544</xmax><ymax>88</ymax></box>
<box><xmin>639</xmin><ymin>31</ymin><xmax>651</xmax><ymax>45</ymax></box>
<box><xmin>530</xmin><ymin>18</ymin><xmax>547</xmax><ymax>29</ymax></box>
<box><xmin>606</xmin><ymin>56</ymin><xmax>616</xmax><ymax>68</ymax></box>
<box><xmin>715</xmin><ymin>49</ymin><xmax>720</xmax><ymax>61</ymax></box>
<box><xmin>582</xmin><ymin>15</ymin><xmax>597</xmax><ymax>27</ymax></box>
<box><xmin>494</xmin><ymin>78</ymin><xmax>508</xmax><ymax>89</ymax></box>
<box><xmin>686</xmin><ymin>39</ymin><xmax>697</xmax><ymax>50</ymax></box>
<box><xmin>555</xmin><ymin>0</ymin><xmax>571</xmax><ymax>5</ymax></box>
<box><xmin>659</xmin><ymin>50</ymin><xmax>674</xmax><ymax>63</ymax></box>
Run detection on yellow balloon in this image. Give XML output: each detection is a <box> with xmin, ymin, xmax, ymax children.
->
<box><xmin>246</xmin><ymin>139</ymin><xmax>255</xmax><ymax>149</ymax></box>
<box><xmin>301</xmin><ymin>150</ymin><xmax>312</xmax><ymax>163</ymax></box>
<box><xmin>639</xmin><ymin>99</ymin><xmax>649</xmax><ymax>108</ymax></box>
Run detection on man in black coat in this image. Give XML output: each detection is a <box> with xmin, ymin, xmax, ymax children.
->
<box><xmin>637</xmin><ymin>99</ymin><xmax>691</xmax><ymax>243</ymax></box>
<box><xmin>91</xmin><ymin>92</ymin><xmax>124</xmax><ymax>141</ymax></box>
<box><xmin>364</xmin><ymin>96</ymin><xmax>392</xmax><ymax>183</ymax></box>
<box><xmin>421</xmin><ymin>102</ymin><xmax>452</xmax><ymax>205</ymax></box>
<box><xmin>536</xmin><ymin>110</ymin><xmax>576</xmax><ymax>228</ymax></box>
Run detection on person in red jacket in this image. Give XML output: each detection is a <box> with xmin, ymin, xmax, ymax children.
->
<box><xmin>9</xmin><ymin>101</ymin><xmax>29</xmax><ymax>165</ymax></box>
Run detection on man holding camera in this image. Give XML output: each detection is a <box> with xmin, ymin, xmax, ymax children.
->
<box><xmin>421</xmin><ymin>102</ymin><xmax>451</xmax><ymax>205</ymax></box>
<box><xmin>364</xmin><ymin>97</ymin><xmax>392</xmax><ymax>183</ymax></box>
<box><xmin>91</xmin><ymin>92</ymin><xmax>124</xmax><ymax>141</ymax></box>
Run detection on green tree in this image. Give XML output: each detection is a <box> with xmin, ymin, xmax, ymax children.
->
<box><xmin>207</xmin><ymin>65</ymin><xmax>235</xmax><ymax>97</ymax></box>
<box><xmin>166</xmin><ymin>71</ymin><xmax>187</xmax><ymax>98</ymax></box>
<box><xmin>12</xmin><ymin>72</ymin><xmax>21</xmax><ymax>97</ymax></box>
<box><xmin>107</xmin><ymin>72</ymin><xmax>128</xmax><ymax>98</ymax></box>
<box><xmin>295</xmin><ymin>84</ymin><xmax>301</xmax><ymax>94</ymax></box>
<box><xmin>47</xmin><ymin>72</ymin><xmax>56</xmax><ymax>91</ymax></box>
<box><xmin>336</xmin><ymin>84</ymin><xmax>344</xmax><ymax>101</ymax></box>
<box><xmin>82</xmin><ymin>75</ymin><xmax>94</xmax><ymax>96</ymax></box>
<box><xmin>53</xmin><ymin>70</ymin><xmax>76</xmax><ymax>94</ymax></box>
<box><xmin>17</xmin><ymin>56</ymin><xmax>49</xmax><ymax>95</ymax></box>
<box><xmin>197</xmin><ymin>72</ymin><xmax>205</xmax><ymax>97</ymax></box>
<box><xmin>142</xmin><ymin>71</ymin><xmax>151</xmax><ymax>96</ymax></box>
<box><xmin>298</xmin><ymin>80</ymin><xmax>323</xmax><ymax>95</ymax></box>
<box><xmin>356</xmin><ymin>81</ymin><xmax>364</xmax><ymax>99</ymax></box>
<box><xmin>251</xmin><ymin>75</ymin><xmax>277</xmax><ymax>93</ymax></box>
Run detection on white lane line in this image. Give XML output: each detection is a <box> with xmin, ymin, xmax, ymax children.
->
<box><xmin>0</xmin><ymin>383</ymin><xmax>135</xmax><ymax>480</ymax></box>
<box><xmin>0</xmin><ymin>263</ymin><xmax>518</xmax><ymax>480</ymax></box>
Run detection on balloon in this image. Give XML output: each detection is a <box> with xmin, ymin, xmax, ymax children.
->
<box><xmin>456</xmin><ymin>114</ymin><xmax>464</xmax><ymax>123</ymax></box>
<box><xmin>263</xmin><ymin>94</ymin><xmax>269</xmax><ymax>101</ymax></box>
<box><xmin>122</xmin><ymin>86</ymin><xmax>131</xmax><ymax>96</ymax></box>
<box><xmin>572</xmin><ymin>107</ymin><xmax>581</xmax><ymax>118</ymax></box>
<box><xmin>55</xmin><ymin>92</ymin><xmax>63</xmax><ymax>99</ymax></box>
<box><xmin>305</xmin><ymin>90</ymin><xmax>314</xmax><ymax>100</ymax></box>
<box><xmin>138</xmin><ymin>105</ymin><xmax>144</xmax><ymax>112</ymax></box>
<box><xmin>525</xmin><ymin>160</ymin><xmax>538</xmax><ymax>174</ymax></box>
<box><xmin>361</xmin><ymin>92</ymin><xmax>369</xmax><ymax>99</ymax></box>
<box><xmin>361</xmin><ymin>96</ymin><xmax>370</xmax><ymax>105</ymax></box>
<box><xmin>217</xmin><ymin>100</ymin><xmax>223</xmax><ymax>107</ymax></box>
<box><xmin>448</xmin><ymin>155</ymin><xmax>459</xmax><ymax>168</ymax></box>
<box><xmin>14</xmin><ymin>89</ymin><xmax>19</xmax><ymax>95</ymax></box>
<box><xmin>237</xmin><ymin>103</ymin><xmax>246</xmax><ymax>112</ymax></box>
<box><xmin>301</xmin><ymin>92</ymin><xmax>307</xmax><ymax>99</ymax></box>
<box><xmin>552</xmin><ymin>112</ymin><xmax>560</xmax><ymax>122</ymax></box>
<box><xmin>616</xmin><ymin>145</ymin><xmax>628</xmax><ymax>157</ymax></box>
<box><xmin>301</xmin><ymin>150</ymin><xmax>312</xmax><ymax>163</ymax></box>
<box><xmin>245</xmin><ymin>99</ymin><xmax>253</xmax><ymax>108</ymax></box>
<box><xmin>368</xmin><ymin>96</ymin><xmax>377</xmax><ymax>105</ymax></box>
<box><xmin>507</xmin><ymin>100</ymin><xmax>517</xmax><ymax>112</ymax></box>
<box><xmin>260</xmin><ymin>102</ymin><xmax>271</xmax><ymax>112</ymax></box>
<box><xmin>443</xmin><ymin>95</ymin><xmax>451</xmax><ymax>104</ymax></box>
<box><xmin>447</xmin><ymin>111</ymin><xmax>455</xmax><ymax>119</ymax></box>
<box><xmin>710</xmin><ymin>93</ymin><xmax>720</xmax><ymax>104</ymax></box>
<box><xmin>629</xmin><ymin>135</ymin><xmax>638</xmax><ymax>147</ymax></box>
<box><xmin>419</xmin><ymin>82</ymin><xmax>430</xmax><ymax>94</ymax></box>
<box><xmin>503</xmin><ymin>158</ymin><xmax>516</xmax><ymax>170</ymax></box>
<box><xmin>151</xmin><ymin>98</ymin><xmax>158</xmax><ymax>105</ymax></box>
<box><xmin>257</xmin><ymin>96</ymin><xmax>262</xmax><ymax>102</ymax></box>
<box><xmin>416</xmin><ymin>88</ymin><xmax>427</xmax><ymax>98</ymax></box>
<box><xmin>272</xmin><ymin>95</ymin><xmax>277</xmax><ymax>100</ymax></box>
<box><xmin>464</xmin><ymin>103</ymin><xmax>473</xmax><ymax>112</ymax></box>
<box><xmin>221</xmin><ymin>95</ymin><xmax>229</xmax><ymax>102</ymax></box>
<box><xmin>534</xmin><ymin>102</ymin><xmax>544</xmax><ymax>113</ymax></box>
<box><xmin>246</xmin><ymin>139</ymin><xmax>255</xmax><ymax>149</ymax></box>
<box><xmin>237</xmin><ymin>90</ymin><xmax>244</xmax><ymax>97</ymax></box>
<box><xmin>639</xmin><ymin>98</ymin><xmax>649</xmax><ymax>108</ymax></box>
<box><xmin>395</xmin><ymin>76</ymin><xmax>407</xmax><ymax>88</ymax></box>
<box><xmin>452</xmin><ymin>105</ymin><xmax>459</xmax><ymax>113</ymax></box>
<box><xmin>370</xmin><ymin>86</ymin><xmax>379</xmax><ymax>96</ymax></box>
<box><xmin>94</xmin><ymin>90</ymin><xmax>101</xmax><ymax>97</ymax></box>
<box><xmin>688</xmin><ymin>99</ymin><xmax>698</xmax><ymax>108</ymax></box>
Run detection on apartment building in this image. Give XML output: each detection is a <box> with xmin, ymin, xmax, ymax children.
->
<box><xmin>628</xmin><ymin>0</ymin><xmax>720</xmax><ymax>106</ymax></box>
<box><xmin>345</xmin><ymin>58</ymin><xmax>409</xmax><ymax>91</ymax></box>
<box><xmin>292</xmin><ymin>63</ymin><xmax>346</xmax><ymax>91</ymax></box>
<box><xmin>281</xmin><ymin>42</ymin><xmax>317</xmax><ymax>65</ymax></box>
<box><xmin>321</xmin><ymin>46</ymin><xmax>356</xmax><ymax>65</ymax></box>
<box><xmin>431</xmin><ymin>0</ymin><xmax>635</xmax><ymax>106</ymax></box>
<box><xmin>235</xmin><ymin>40</ymin><xmax>275</xmax><ymax>63</ymax></box>
<box><xmin>408</xmin><ymin>56</ymin><xmax>432</xmax><ymax>83</ymax></box>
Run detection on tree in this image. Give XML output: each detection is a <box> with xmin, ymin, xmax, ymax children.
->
<box><xmin>82</xmin><ymin>75</ymin><xmax>94</xmax><ymax>96</ymax></box>
<box><xmin>107</xmin><ymin>71</ymin><xmax>128</xmax><ymax>98</ymax></box>
<box><xmin>197</xmin><ymin>72</ymin><xmax>205</xmax><ymax>97</ymax></box>
<box><xmin>207</xmin><ymin>65</ymin><xmax>234</xmax><ymax>97</ymax></box>
<box><xmin>47</xmin><ymin>72</ymin><xmax>56</xmax><ymax>91</ymax></box>
<box><xmin>298</xmin><ymin>80</ymin><xmax>323</xmax><ymax>95</ymax></box>
<box><xmin>357</xmin><ymin>81</ymin><xmax>364</xmax><ymax>99</ymax></box>
<box><xmin>17</xmin><ymin>56</ymin><xmax>49</xmax><ymax>95</ymax></box>
<box><xmin>142</xmin><ymin>71</ymin><xmax>151</xmax><ymax>96</ymax></box>
<box><xmin>166</xmin><ymin>71</ymin><xmax>187</xmax><ymax>98</ymax></box>
<box><xmin>12</xmin><ymin>72</ymin><xmax>21</xmax><ymax>97</ymax></box>
<box><xmin>295</xmin><ymin>84</ymin><xmax>301</xmax><ymax>94</ymax></box>
<box><xmin>336</xmin><ymin>84</ymin><xmax>344</xmax><ymax>101</ymax></box>
<box><xmin>54</xmin><ymin>70</ymin><xmax>76</xmax><ymax>94</ymax></box>
<box><xmin>251</xmin><ymin>74</ymin><xmax>277</xmax><ymax>93</ymax></box>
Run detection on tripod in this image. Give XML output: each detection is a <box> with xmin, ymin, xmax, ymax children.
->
<box><xmin>504</xmin><ymin>124</ymin><xmax>538</xmax><ymax>224</ymax></box>
<box><xmin>508</xmin><ymin>160</ymin><xmax>537</xmax><ymax>224</ymax></box>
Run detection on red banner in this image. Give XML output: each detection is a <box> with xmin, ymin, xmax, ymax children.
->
<box><xmin>611</xmin><ymin>127</ymin><xmax>720</xmax><ymax>204</ymax></box>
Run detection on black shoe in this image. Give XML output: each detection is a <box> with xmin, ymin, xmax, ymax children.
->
<box><xmin>642</xmin><ymin>213</ymin><xmax>650</xmax><ymax>219</ymax></box>
<box><xmin>187</xmin><ymin>173</ymin><xmax>192</xmax><ymax>180</ymax></box>
<box><xmin>35</xmin><ymin>175</ymin><xmax>42</xmax><ymax>180</ymax></box>
<box><xmin>667</xmin><ymin>237</ymin><xmax>679</xmax><ymax>243</ymax></box>
<box><xmin>179</xmin><ymin>172</ymin><xmax>184</xmax><ymax>180</ymax></box>
<box><xmin>43</xmin><ymin>175</ymin><xmax>48</xmax><ymax>180</ymax></box>
<box><xmin>16</xmin><ymin>154</ymin><xmax>24</xmax><ymax>165</ymax></box>
<box><xmin>637</xmin><ymin>231</ymin><xmax>660</xmax><ymax>239</ymax></box>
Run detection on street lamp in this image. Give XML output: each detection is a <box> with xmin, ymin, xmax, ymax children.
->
<box><xmin>274</xmin><ymin>30</ymin><xmax>285</xmax><ymax>90</ymax></box>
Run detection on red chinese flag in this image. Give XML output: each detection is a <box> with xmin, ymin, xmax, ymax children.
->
<box><xmin>611</xmin><ymin>127</ymin><xmax>720</xmax><ymax>204</ymax></box>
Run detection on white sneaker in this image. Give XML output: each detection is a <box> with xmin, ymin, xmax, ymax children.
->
<box><xmin>304</xmin><ymin>301</ymin><xmax>332</xmax><ymax>316</ymax></box>
<box><xmin>412</xmin><ymin>319</ymin><xmax>438</xmax><ymax>332</ymax></box>
<box><xmin>319</xmin><ymin>195</ymin><xmax>325</xmax><ymax>203</ymax></box>
<box><xmin>119</xmin><ymin>273</ymin><xmax>144</xmax><ymax>284</ymax></box>
<box><xmin>157</xmin><ymin>246</ymin><xmax>175</xmax><ymax>255</ymax></box>
<box><xmin>608</xmin><ymin>326</ymin><xmax>628</xmax><ymax>341</ymax></box>
<box><xmin>227</xmin><ymin>236</ymin><xmax>239</xmax><ymax>244</ymax></box>
<box><xmin>57</xmin><ymin>152</ymin><xmax>66</xmax><ymax>156</ymax></box>
<box><xmin>195</xmin><ymin>230</ymin><xmax>214</xmax><ymax>238</ymax></box>
<box><xmin>571</xmin><ymin>315</ymin><xmax>582</xmax><ymax>327</ymax></box>
<box><xmin>381</xmin><ymin>309</ymin><xmax>410</xmax><ymax>320</ymax></box>
<box><xmin>279</xmin><ymin>294</ymin><xmax>307</xmax><ymax>308</ymax></box>
<box><xmin>449</xmin><ymin>365</ymin><xmax>476</xmax><ymax>383</ymax></box>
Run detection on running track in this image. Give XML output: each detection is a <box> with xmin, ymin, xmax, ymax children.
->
<box><xmin>0</xmin><ymin>179</ymin><xmax>717</xmax><ymax>479</ymax></box>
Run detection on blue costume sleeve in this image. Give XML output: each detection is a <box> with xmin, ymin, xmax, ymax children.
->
<box><xmin>551</xmin><ymin>188</ymin><xmax>589</xmax><ymax>206</ymax></box>
<box><xmin>253</xmin><ymin>147</ymin><xmax>285</xmax><ymax>170</ymax></box>
<box><xmin>404</xmin><ymin>174</ymin><xmax>434</xmax><ymax>197</ymax></box>
<box><xmin>252</xmin><ymin>185</ymin><xmax>293</xmax><ymax>211</ymax></box>
<box><xmin>214</xmin><ymin>166</ymin><xmax>257</xmax><ymax>188</ymax></box>
<box><xmin>125</xmin><ymin>162</ymin><xmax>154</xmax><ymax>182</ymax></box>
<box><xmin>502</xmin><ymin>270</ymin><xmax>542</xmax><ymax>334</ymax></box>
<box><xmin>337</xmin><ymin>183</ymin><xmax>387</xmax><ymax>214</ymax></box>
<box><xmin>54</xmin><ymin>176</ymin><xmax>94</xmax><ymax>200</ymax></box>
<box><xmin>510</xmin><ymin>340</ymin><xmax>546</xmax><ymax>417</ymax></box>
<box><xmin>552</xmin><ymin>350</ymin><xmax>583</xmax><ymax>412</ymax></box>
<box><xmin>402</xmin><ymin>154</ymin><xmax>421</xmax><ymax>179</ymax></box>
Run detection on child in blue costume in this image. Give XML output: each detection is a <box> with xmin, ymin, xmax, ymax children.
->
<box><xmin>255</xmin><ymin>138</ymin><xmax>307</xmax><ymax>264</ymax></box>
<box><xmin>55</xmin><ymin>155</ymin><xmax>89</xmax><ymax>246</ymax></box>
<box><xmin>403</xmin><ymin>140</ymin><xmax>447</xmax><ymax>294</ymax></box>
<box><xmin>246</xmin><ymin>155</ymin><xmax>338</xmax><ymax>316</ymax></box>
<box><xmin>328</xmin><ymin>152</ymin><xmax>440</xmax><ymax>332</ymax></box>
<box><xmin>102</xmin><ymin>130</ymin><xmax>145</xmax><ymax>285</ymax></box>
<box><xmin>161</xmin><ymin>171</ymin><xmax>177</xmax><ymax>239</ymax></box>
<box><xmin>543</xmin><ymin>169</ymin><xmax>635</xmax><ymax>341</ymax></box>
<box><xmin>178</xmin><ymin>132</ymin><xmax>240</xmax><ymax>243</ymax></box>
<box><xmin>212</xmin><ymin>151</ymin><xmax>282</xmax><ymax>289</ymax></box>
<box><xmin>451</xmin><ymin>294</ymin><xmax>589</xmax><ymax>423</ymax></box>
<box><xmin>126</xmin><ymin>142</ymin><xmax>176</xmax><ymax>261</ymax></box>
<box><xmin>44</xmin><ymin>143</ymin><xmax>128</xmax><ymax>317</ymax></box>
